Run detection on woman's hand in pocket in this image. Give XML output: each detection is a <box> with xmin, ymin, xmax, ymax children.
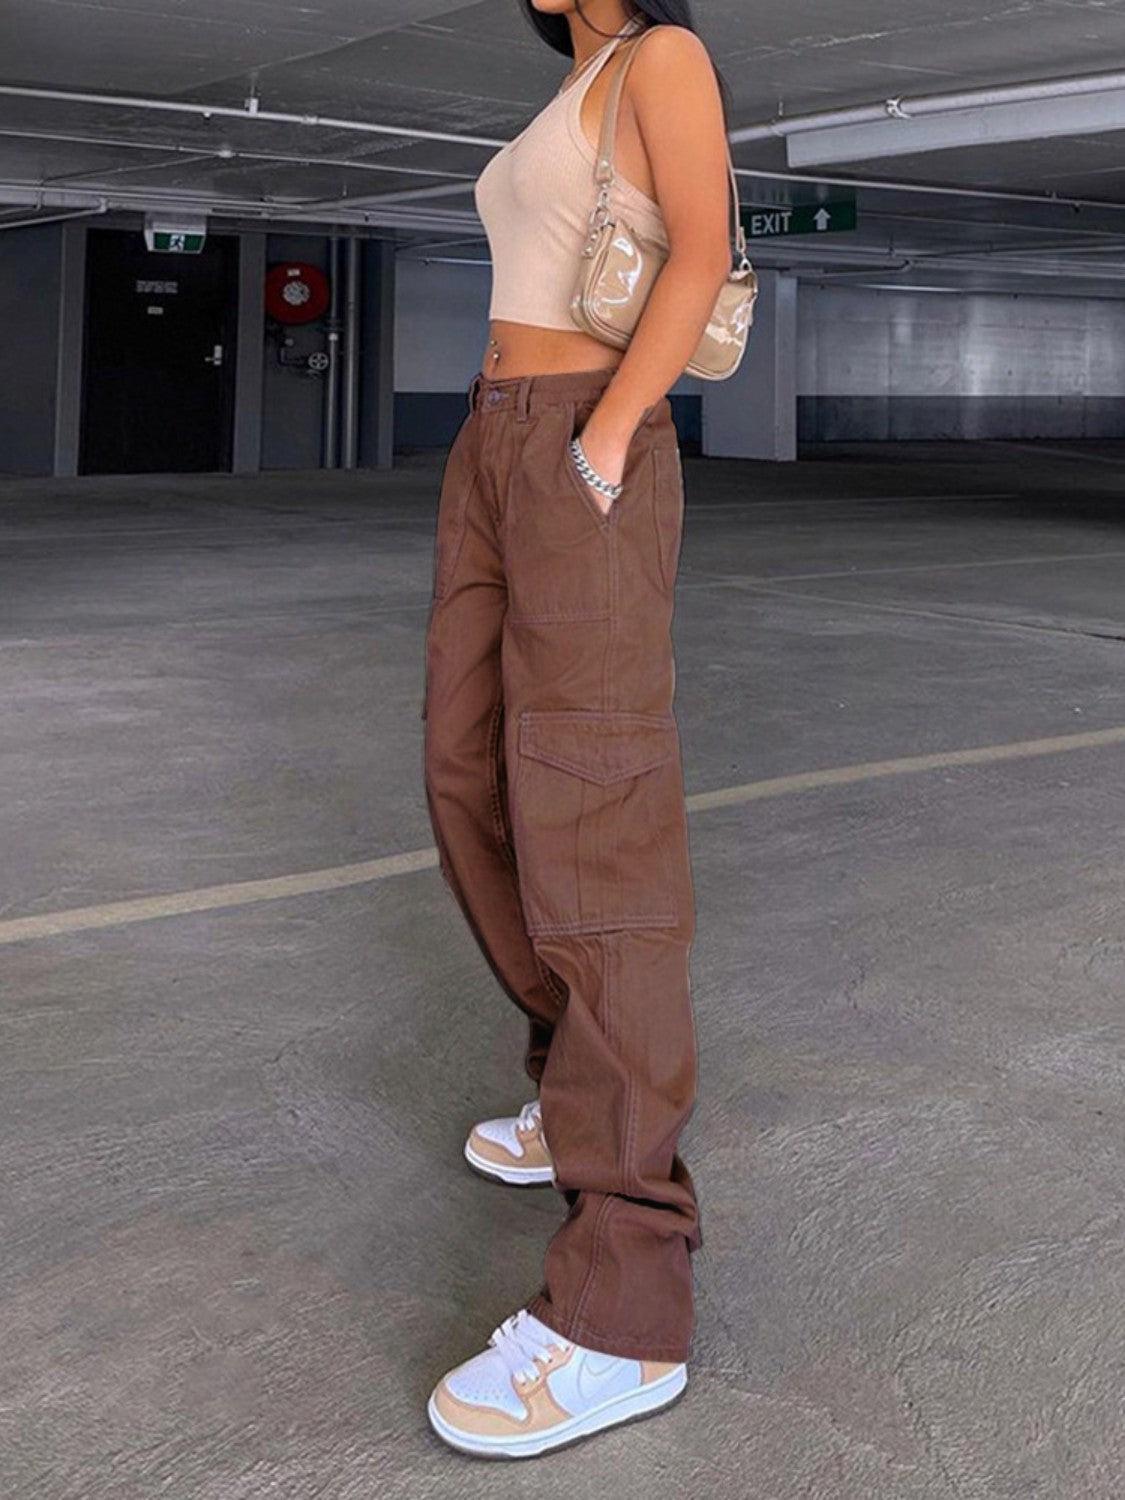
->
<box><xmin>572</xmin><ymin>413</ymin><xmax>633</xmax><ymax>516</ymax></box>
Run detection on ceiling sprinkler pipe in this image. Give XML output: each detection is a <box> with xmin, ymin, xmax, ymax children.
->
<box><xmin>0</xmin><ymin>203</ymin><xmax>107</xmax><ymax>231</ymax></box>
<box><xmin>0</xmin><ymin>180</ymin><xmax>484</xmax><ymax>231</ymax></box>
<box><xmin>0</xmin><ymin>82</ymin><xmax>508</xmax><ymax>151</ymax></box>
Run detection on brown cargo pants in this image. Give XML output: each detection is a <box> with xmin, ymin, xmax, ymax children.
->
<box><xmin>421</xmin><ymin>365</ymin><xmax>701</xmax><ymax>1363</ymax></box>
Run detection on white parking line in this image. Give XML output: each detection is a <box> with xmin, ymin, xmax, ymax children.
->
<box><xmin>1004</xmin><ymin>443</ymin><xmax>1125</xmax><ymax>468</ymax></box>
<box><xmin>686</xmin><ymin>724</ymin><xmax>1125</xmax><ymax>810</ymax></box>
<box><xmin>1</xmin><ymin>724</ymin><xmax>1122</xmax><ymax>947</ymax></box>
<box><xmin>0</xmin><ymin>849</ymin><xmax>439</xmax><ymax>947</ymax></box>
<box><xmin>679</xmin><ymin>548</ymin><xmax>1125</xmax><ymax>587</ymax></box>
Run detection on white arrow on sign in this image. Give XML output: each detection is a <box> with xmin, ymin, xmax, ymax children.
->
<box><xmin>814</xmin><ymin>208</ymin><xmax>832</xmax><ymax>231</ymax></box>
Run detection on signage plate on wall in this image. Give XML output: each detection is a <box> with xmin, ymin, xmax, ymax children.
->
<box><xmin>740</xmin><ymin>199</ymin><xmax>858</xmax><ymax>238</ymax></box>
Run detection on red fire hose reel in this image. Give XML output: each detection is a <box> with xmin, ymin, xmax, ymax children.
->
<box><xmin>265</xmin><ymin>262</ymin><xmax>330</xmax><ymax>325</ymax></box>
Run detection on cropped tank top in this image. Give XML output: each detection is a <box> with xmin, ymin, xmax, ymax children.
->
<box><xmin>473</xmin><ymin>22</ymin><xmax>669</xmax><ymax>331</ymax></box>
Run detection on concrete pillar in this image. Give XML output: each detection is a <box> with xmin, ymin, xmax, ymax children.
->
<box><xmin>701</xmin><ymin>268</ymin><xmax>797</xmax><ymax>461</ymax></box>
<box><xmin>232</xmin><ymin>233</ymin><xmax>265</xmax><ymax>474</ymax></box>
<box><xmin>54</xmin><ymin>222</ymin><xmax>87</xmax><ymax>478</ymax></box>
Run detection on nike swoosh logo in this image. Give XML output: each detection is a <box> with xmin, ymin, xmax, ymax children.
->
<box><xmin>573</xmin><ymin>1353</ymin><xmax>630</xmax><ymax>1405</ymax></box>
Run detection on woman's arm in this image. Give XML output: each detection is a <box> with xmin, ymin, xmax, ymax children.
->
<box><xmin>577</xmin><ymin>26</ymin><xmax>734</xmax><ymax>505</ymax></box>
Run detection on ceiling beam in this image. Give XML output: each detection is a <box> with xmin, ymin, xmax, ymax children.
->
<box><xmin>789</xmin><ymin>88</ymin><xmax>1125</xmax><ymax>168</ymax></box>
<box><xmin>729</xmin><ymin>64</ymin><xmax>1125</xmax><ymax>146</ymax></box>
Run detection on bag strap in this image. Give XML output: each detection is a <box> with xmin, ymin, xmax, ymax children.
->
<box><xmin>592</xmin><ymin>27</ymin><xmax>749</xmax><ymax>266</ymax></box>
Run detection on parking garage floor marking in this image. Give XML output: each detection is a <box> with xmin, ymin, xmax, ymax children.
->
<box><xmin>702</xmin><ymin>578</ymin><xmax>1125</xmax><ymax>643</ymax></box>
<box><xmin>681</xmin><ymin>491</ymin><xmax>1021</xmax><ymax>512</ymax></box>
<box><xmin>679</xmin><ymin>548</ymin><xmax>1125</xmax><ymax>587</ymax></box>
<box><xmin>2</xmin><ymin>723</ymin><xmax>1124</xmax><ymax>947</ymax></box>
<box><xmin>1005</xmin><ymin>443</ymin><xmax>1125</xmax><ymax>468</ymax></box>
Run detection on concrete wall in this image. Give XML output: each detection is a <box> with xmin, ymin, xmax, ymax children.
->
<box><xmin>393</xmin><ymin>257</ymin><xmax>488</xmax><ymax>449</ymax></box>
<box><xmin>392</xmin><ymin>255</ymin><xmax>704</xmax><ymax>449</ymax></box>
<box><xmin>798</xmin><ymin>285</ymin><xmax>1125</xmax><ymax>441</ymax></box>
<box><xmin>0</xmin><ymin>225</ymin><xmax>63</xmax><ymax>476</ymax></box>
<box><xmin>395</xmin><ymin>257</ymin><xmax>489</xmax><ymax>393</ymax></box>
<box><xmin>9</xmin><ymin>222</ymin><xmax>1124</xmax><ymax>475</ymax></box>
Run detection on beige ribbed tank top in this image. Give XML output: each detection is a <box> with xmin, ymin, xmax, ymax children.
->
<box><xmin>474</xmin><ymin>21</ymin><xmax>669</xmax><ymax>331</ymax></box>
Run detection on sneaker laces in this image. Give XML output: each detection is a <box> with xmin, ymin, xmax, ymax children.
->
<box><xmin>516</xmin><ymin>1098</ymin><xmax>542</xmax><ymax>1133</ymax></box>
<box><xmin>487</xmin><ymin>1309</ymin><xmax>569</xmax><ymax>1385</ymax></box>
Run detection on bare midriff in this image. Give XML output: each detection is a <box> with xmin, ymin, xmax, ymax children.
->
<box><xmin>479</xmin><ymin>319</ymin><xmax>624</xmax><ymax>381</ymax></box>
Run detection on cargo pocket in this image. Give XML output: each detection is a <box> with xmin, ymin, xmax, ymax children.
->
<box><xmin>513</xmin><ymin>708</ymin><xmax>681</xmax><ymax>936</ymax></box>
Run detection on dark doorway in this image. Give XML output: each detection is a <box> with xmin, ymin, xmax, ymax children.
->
<box><xmin>80</xmin><ymin>228</ymin><xmax>239</xmax><ymax>474</ymax></box>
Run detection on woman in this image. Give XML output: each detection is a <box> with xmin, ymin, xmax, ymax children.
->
<box><xmin>422</xmin><ymin>0</ymin><xmax>734</xmax><ymax>1459</ymax></box>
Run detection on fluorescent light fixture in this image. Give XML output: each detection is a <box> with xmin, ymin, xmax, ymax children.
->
<box><xmin>788</xmin><ymin>89</ymin><xmax>1125</xmax><ymax>168</ymax></box>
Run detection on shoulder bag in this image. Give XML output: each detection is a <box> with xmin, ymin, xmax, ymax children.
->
<box><xmin>569</xmin><ymin>27</ymin><xmax>758</xmax><ymax>381</ymax></box>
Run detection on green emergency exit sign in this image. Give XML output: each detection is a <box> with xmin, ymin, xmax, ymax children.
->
<box><xmin>146</xmin><ymin>230</ymin><xmax>206</xmax><ymax>254</ymax></box>
<box><xmin>740</xmin><ymin>200</ymin><xmax>857</xmax><ymax>238</ymax></box>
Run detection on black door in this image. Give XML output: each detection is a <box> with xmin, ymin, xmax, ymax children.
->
<box><xmin>80</xmin><ymin>228</ymin><xmax>238</xmax><ymax>474</ymax></box>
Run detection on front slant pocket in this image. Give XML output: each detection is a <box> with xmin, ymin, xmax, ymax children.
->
<box><xmin>513</xmin><ymin>709</ymin><xmax>681</xmax><ymax>936</ymax></box>
<box><xmin>505</xmin><ymin>403</ymin><xmax>610</xmax><ymax>625</ymax></box>
<box><xmin>651</xmin><ymin>446</ymin><xmax>685</xmax><ymax>592</ymax></box>
<box><xmin>561</xmin><ymin>400</ymin><xmax>613</xmax><ymax>531</ymax></box>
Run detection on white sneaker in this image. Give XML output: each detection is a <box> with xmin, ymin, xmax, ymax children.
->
<box><xmin>427</xmin><ymin>1308</ymin><xmax>687</xmax><ymax>1459</ymax></box>
<box><xmin>463</xmin><ymin>1099</ymin><xmax>554</xmax><ymax>1186</ymax></box>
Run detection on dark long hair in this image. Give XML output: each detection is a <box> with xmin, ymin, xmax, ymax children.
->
<box><xmin>519</xmin><ymin>1</ymin><xmax>732</xmax><ymax>132</ymax></box>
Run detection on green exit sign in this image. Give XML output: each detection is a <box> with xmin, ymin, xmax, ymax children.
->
<box><xmin>146</xmin><ymin>230</ymin><xmax>206</xmax><ymax>254</ymax></box>
<box><xmin>740</xmin><ymin>200</ymin><xmax>857</xmax><ymax>238</ymax></box>
<box><xmin>143</xmin><ymin>216</ymin><xmax>208</xmax><ymax>254</ymax></box>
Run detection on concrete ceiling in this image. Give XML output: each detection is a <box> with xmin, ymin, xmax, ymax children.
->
<box><xmin>4</xmin><ymin>0</ymin><xmax>1125</xmax><ymax>296</ymax></box>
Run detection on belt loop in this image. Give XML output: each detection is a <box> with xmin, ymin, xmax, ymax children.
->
<box><xmin>467</xmin><ymin>372</ymin><xmax>483</xmax><ymax>413</ymax></box>
<box><xmin>515</xmin><ymin>375</ymin><xmax>532</xmax><ymax>423</ymax></box>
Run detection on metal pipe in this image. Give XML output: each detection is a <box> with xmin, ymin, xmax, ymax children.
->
<box><xmin>301</xmin><ymin>179</ymin><xmax>485</xmax><ymax>211</ymax></box>
<box><xmin>0</xmin><ymin>82</ymin><xmax>507</xmax><ymax>151</ymax></box>
<box><xmin>6</xmin><ymin>127</ymin><xmax>1117</xmax><ymax>223</ymax></box>
<box><xmin>341</xmin><ymin>236</ymin><xmax>361</xmax><ymax>471</ymax></box>
<box><xmin>5</xmin><ymin>154</ymin><xmax>1125</xmax><ymax>241</ymax></box>
<box><xmin>323</xmin><ymin>236</ymin><xmax>341</xmax><ymax>470</ymax></box>
<box><xmin>0</xmin><ymin>181</ymin><xmax>482</xmax><ymax>232</ymax></box>
<box><xmin>5</xmin><ymin>168</ymin><xmax>1122</xmax><ymax>238</ymax></box>
<box><xmin>0</xmin><ymin>127</ymin><xmax>472</xmax><ymax>185</ymax></box>
<box><xmin>0</xmin><ymin>203</ymin><xmax>107</xmax><ymax>232</ymax></box>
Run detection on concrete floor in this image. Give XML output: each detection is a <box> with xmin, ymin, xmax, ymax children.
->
<box><xmin>2</xmin><ymin>439</ymin><xmax>1124</xmax><ymax>1498</ymax></box>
